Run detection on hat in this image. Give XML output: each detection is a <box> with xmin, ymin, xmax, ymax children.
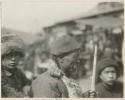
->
<box><xmin>96</xmin><ymin>58</ymin><xmax>120</xmax><ymax>83</ymax></box>
<box><xmin>50</xmin><ymin>35</ymin><xmax>81</xmax><ymax>56</ymax></box>
<box><xmin>1</xmin><ymin>33</ymin><xmax>25</xmax><ymax>56</ymax></box>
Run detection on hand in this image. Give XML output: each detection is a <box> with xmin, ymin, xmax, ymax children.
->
<box><xmin>88</xmin><ymin>90</ymin><xmax>97</xmax><ymax>98</ymax></box>
<box><xmin>83</xmin><ymin>90</ymin><xmax>97</xmax><ymax>98</ymax></box>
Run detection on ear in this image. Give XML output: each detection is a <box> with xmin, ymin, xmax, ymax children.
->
<box><xmin>99</xmin><ymin>73</ymin><xmax>103</xmax><ymax>80</ymax></box>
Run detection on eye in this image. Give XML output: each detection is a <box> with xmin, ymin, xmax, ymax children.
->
<box><xmin>111</xmin><ymin>71</ymin><xmax>116</xmax><ymax>73</ymax></box>
<box><xmin>104</xmin><ymin>71</ymin><xmax>109</xmax><ymax>74</ymax></box>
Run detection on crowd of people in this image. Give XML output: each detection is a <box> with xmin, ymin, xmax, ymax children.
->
<box><xmin>66</xmin><ymin>25</ymin><xmax>124</xmax><ymax>78</ymax></box>
<box><xmin>1</xmin><ymin>24</ymin><xmax>124</xmax><ymax>97</ymax></box>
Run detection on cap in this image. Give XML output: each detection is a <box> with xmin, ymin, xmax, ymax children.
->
<box><xmin>1</xmin><ymin>33</ymin><xmax>25</xmax><ymax>56</ymax></box>
<box><xmin>50</xmin><ymin>35</ymin><xmax>81</xmax><ymax>56</ymax></box>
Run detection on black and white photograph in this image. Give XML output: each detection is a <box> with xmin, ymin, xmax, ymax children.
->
<box><xmin>1</xmin><ymin>0</ymin><xmax>124</xmax><ymax>98</ymax></box>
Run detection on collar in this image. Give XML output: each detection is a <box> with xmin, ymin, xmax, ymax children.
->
<box><xmin>103</xmin><ymin>82</ymin><xmax>115</xmax><ymax>91</ymax></box>
<box><xmin>5</xmin><ymin>70</ymin><xmax>13</xmax><ymax>77</ymax></box>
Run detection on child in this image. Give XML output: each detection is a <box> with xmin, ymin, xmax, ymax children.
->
<box><xmin>95</xmin><ymin>58</ymin><xmax>123</xmax><ymax>98</ymax></box>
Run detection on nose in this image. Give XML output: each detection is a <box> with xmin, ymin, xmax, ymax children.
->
<box><xmin>11</xmin><ymin>56</ymin><xmax>16</xmax><ymax>61</ymax></box>
<box><xmin>108</xmin><ymin>73</ymin><xmax>113</xmax><ymax>78</ymax></box>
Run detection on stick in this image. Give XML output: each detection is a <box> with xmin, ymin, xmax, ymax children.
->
<box><xmin>91</xmin><ymin>44</ymin><xmax>98</xmax><ymax>91</ymax></box>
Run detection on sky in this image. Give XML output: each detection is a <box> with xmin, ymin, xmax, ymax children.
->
<box><xmin>2</xmin><ymin>0</ymin><xmax>123</xmax><ymax>34</ymax></box>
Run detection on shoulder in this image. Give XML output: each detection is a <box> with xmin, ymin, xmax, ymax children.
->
<box><xmin>96</xmin><ymin>82</ymin><xmax>104</xmax><ymax>90</ymax></box>
<box><xmin>116</xmin><ymin>81</ymin><xmax>123</xmax><ymax>86</ymax></box>
<box><xmin>95</xmin><ymin>82</ymin><xmax>106</xmax><ymax>94</ymax></box>
<box><xmin>32</xmin><ymin>71</ymin><xmax>59</xmax><ymax>84</ymax></box>
<box><xmin>115</xmin><ymin>81</ymin><xmax>123</xmax><ymax>91</ymax></box>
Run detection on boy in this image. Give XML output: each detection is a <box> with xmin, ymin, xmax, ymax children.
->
<box><xmin>1</xmin><ymin>34</ymin><xmax>30</xmax><ymax>97</ymax></box>
<box><xmin>95</xmin><ymin>58</ymin><xmax>123</xmax><ymax>98</ymax></box>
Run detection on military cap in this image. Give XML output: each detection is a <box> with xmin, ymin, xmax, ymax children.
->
<box><xmin>50</xmin><ymin>35</ymin><xmax>81</xmax><ymax>56</ymax></box>
<box><xmin>1</xmin><ymin>33</ymin><xmax>25</xmax><ymax>56</ymax></box>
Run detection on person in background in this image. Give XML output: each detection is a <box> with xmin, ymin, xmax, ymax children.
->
<box><xmin>95</xmin><ymin>58</ymin><xmax>123</xmax><ymax>98</ymax></box>
<box><xmin>1</xmin><ymin>34</ymin><xmax>31</xmax><ymax>97</ymax></box>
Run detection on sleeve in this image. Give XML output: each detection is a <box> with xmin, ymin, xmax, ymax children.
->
<box><xmin>2</xmin><ymin>84</ymin><xmax>25</xmax><ymax>97</ymax></box>
<box><xmin>57</xmin><ymin>79</ymin><xmax>69</xmax><ymax>97</ymax></box>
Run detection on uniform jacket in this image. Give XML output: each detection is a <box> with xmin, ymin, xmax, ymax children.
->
<box><xmin>30</xmin><ymin>71</ymin><xmax>68</xmax><ymax>98</ymax></box>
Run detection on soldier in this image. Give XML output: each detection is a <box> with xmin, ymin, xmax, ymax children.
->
<box><xmin>30</xmin><ymin>35</ymin><xmax>97</xmax><ymax>98</ymax></box>
<box><xmin>50</xmin><ymin>35</ymin><xmax>83</xmax><ymax>97</ymax></box>
<box><xmin>1</xmin><ymin>34</ymin><xmax>30</xmax><ymax>97</ymax></box>
<box><xmin>95</xmin><ymin>58</ymin><xmax>123</xmax><ymax>98</ymax></box>
<box><xmin>30</xmin><ymin>35</ymin><xmax>82</xmax><ymax>97</ymax></box>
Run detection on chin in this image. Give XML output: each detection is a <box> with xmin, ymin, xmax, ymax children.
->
<box><xmin>7</xmin><ymin>66</ymin><xmax>17</xmax><ymax>70</ymax></box>
<box><xmin>107</xmin><ymin>81</ymin><xmax>115</xmax><ymax>86</ymax></box>
<box><xmin>8</xmin><ymin>66</ymin><xmax>16</xmax><ymax>69</ymax></box>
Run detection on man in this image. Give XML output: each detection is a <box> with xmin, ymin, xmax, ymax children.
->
<box><xmin>1</xmin><ymin>34</ymin><xmax>30</xmax><ymax>97</ymax></box>
<box><xmin>50</xmin><ymin>35</ymin><xmax>82</xmax><ymax>97</ymax></box>
<box><xmin>95</xmin><ymin>58</ymin><xmax>123</xmax><ymax>98</ymax></box>
<box><xmin>30</xmin><ymin>35</ymin><xmax>82</xmax><ymax>97</ymax></box>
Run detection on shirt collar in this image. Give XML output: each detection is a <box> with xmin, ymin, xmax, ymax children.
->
<box><xmin>5</xmin><ymin>70</ymin><xmax>13</xmax><ymax>77</ymax></box>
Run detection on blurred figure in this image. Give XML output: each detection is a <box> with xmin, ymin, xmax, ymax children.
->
<box><xmin>1</xmin><ymin>34</ymin><xmax>30</xmax><ymax>97</ymax></box>
<box><xmin>95</xmin><ymin>58</ymin><xmax>123</xmax><ymax>98</ymax></box>
<box><xmin>24</xmin><ymin>37</ymin><xmax>50</xmax><ymax>80</ymax></box>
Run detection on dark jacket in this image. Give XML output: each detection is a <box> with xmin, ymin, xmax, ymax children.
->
<box><xmin>96</xmin><ymin>81</ymin><xmax>123</xmax><ymax>98</ymax></box>
<box><xmin>2</xmin><ymin>68</ymin><xmax>30</xmax><ymax>97</ymax></box>
<box><xmin>30</xmin><ymin>71</ymin><xmax>68</xmax><ymax>98</ymax></box>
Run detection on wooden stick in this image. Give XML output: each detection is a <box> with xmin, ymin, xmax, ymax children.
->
<box><xmin>91</xmin><ymin>44</ymin><xmax>98</xmax><ymax>91</ymax></box>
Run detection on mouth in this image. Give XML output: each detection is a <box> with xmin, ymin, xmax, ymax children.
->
<box><xmin>8</xmin><ymin>63</ymin><xmax>17</xmax><ymax>68</ymax></box>
<box><xmin>107</xmin><ymin>80</ymin><xmax>115</xmax><ymax>84</ymax></box>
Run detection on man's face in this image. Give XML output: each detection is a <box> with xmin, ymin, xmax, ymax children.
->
<box><xmin>57</xmin><ymin>51</ymin><xmax>79</xmax><ymax>78</ymax></box>
<box><xmin>2</xmin><ymin>52</ymin><xmax>23</xmax><ymax>70</ymax></box>
<box><xmin>100</xmin><ymin>66</ymin><xmax>117</xmax><ymax>86</ymax></box>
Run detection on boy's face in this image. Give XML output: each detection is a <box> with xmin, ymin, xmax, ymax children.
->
<box><xmin>2</xmin><ymin>52</ymin><xmax>23</xmax><ymax>70</ymax></box>
<box><xmin>100</xmin><ymin>66</ymin><xmax>117</xmax><ymax>86</ymax></box>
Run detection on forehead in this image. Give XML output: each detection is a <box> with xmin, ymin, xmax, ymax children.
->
<box><xmin>103</xmin><ymin>66</ymin><xmax>116</xmax><ymax>72</ymax></box>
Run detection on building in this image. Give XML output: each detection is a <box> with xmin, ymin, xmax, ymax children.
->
<box><xmin>43</xmin><ymin>2</ymin><xmax>124</xmax><ymax>38</ymax></box>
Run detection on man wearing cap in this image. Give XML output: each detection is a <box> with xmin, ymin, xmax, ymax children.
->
<box><xmin>30</xmin><ymin>35</ymin><xmax>83</xmax><ymax>97</ymax></box>
<box><xmin>95</xmin><ymin>58</ymin><xmax>123</xmax><ymax>98</ymax></box>
<box><xmin>1</xmin><ymin>34</ymin><xmax>30</xmax><ymax>97</ymax></box>
<box><xmin>30</xmin><ymin>35</ymin><xmax>97</xmax><ymax>98</ymax></box>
